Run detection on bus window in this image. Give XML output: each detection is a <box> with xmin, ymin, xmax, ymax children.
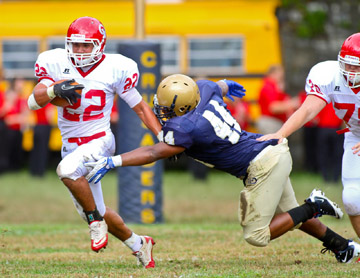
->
<box><xmin>188</xmin><ymin>37</ymin><xmax>244</xmax><ymax>76</ymax></box>
<box><xmin>48</xmin><ymin>38</ymin><xmax>64</xmax><ymax>50</ymax></box>
<box><xmin>2</xmin><ymin>40</ymin><xmax>39</xmax><ymax>78</ymax></box>
<box><xmin>147</xmin><ymin>36</ymin><xmax>181</xmax><ymax>74</ymax></box>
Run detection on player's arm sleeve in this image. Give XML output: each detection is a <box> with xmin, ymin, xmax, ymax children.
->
<box><xmin>197</xmin><ymin>80</ymin><xmax>223</xmax><ymax>98</ymax></box>
<box><xmin>120</xmin><ymin>87</ymin><xmax>142</xmax><ymax>108</ymax></box>
<box><xmin>34</xmin><ymin>52</ymin><xmax>55</xmax><ymax>83</ymax></box>
<box><xmin>29</xmin><ymin>52</ymin><xmax>59</xmax><ymax>109</ymax></box>
<box><xmin>162</xmin><ymin>123</ymin><xmax>194</xmax><ymax>149</ymax></box>
<box><xmin>116</xmin><ymin>61</ymin><xmax>142</xmax><ymax>108</ymax></box>
<box><xmin>304</xmin><ymin>63</ymin><xmax>331</xmax><ymax>104</ymax></box>
<box><xmin>28</xmin><ymin>53</ymin><xmax>57</xmax><ymax>110</ymax></box>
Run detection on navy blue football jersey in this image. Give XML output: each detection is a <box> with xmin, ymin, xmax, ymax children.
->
<box><xmin>162</xmin><ymin>80</ymin><xmax>278</xmax><ymax>178</ymax></box>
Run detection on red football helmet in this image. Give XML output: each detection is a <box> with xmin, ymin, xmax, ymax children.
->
<box><xmin>338</xmin><ymin>33</ymin><xmax>360</xmax><ymax>88</ymax></box>
<box><xmin>66</xmin><ymin>16</ymin><xmax>107</xmax><ymax>67</ymax></box>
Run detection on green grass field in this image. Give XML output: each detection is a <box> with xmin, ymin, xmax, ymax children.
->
<box><xmin>1</xmin><ymin>169</ymin><xmax>359</xmax><ymax>277</ymax></box>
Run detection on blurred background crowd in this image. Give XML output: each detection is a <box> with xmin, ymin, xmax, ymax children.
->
<box><xmin>0</xmin><ymin>61</ymin><xmax>344</xmax><ymax>183</ymax></box>
<box><xmin>0</xmin><ymin>0</ymin><xmax>357</xmax><ymax>183</ymax></box>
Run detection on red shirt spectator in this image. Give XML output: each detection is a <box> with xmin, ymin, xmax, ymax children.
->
<box><xmin>34</xmin><ymin>103</ymin><xmax>53</xmax><ymax>125</ymax></box>
<box><xmin>0</xmin><ymin>90</ymin><xmax>5</xmax><ymax>120</ymax></box>
<box><xmin>3</xmin><ymin>78</ymin><xmax>29</xmax><ymax>131</ymax></box>
<box><xmin>4</xmin><ymin>97</ymin><xmax>27</xmax><ymax>130</ymax></box>
<box><xmin>256</xmin><ymin>65</ymin><xmax>300</xmax><ymax>135</ymax></box>
<box><xmin>258</xmin><ymin>76</ymin><xmax>291</xmax><ymax>123</ymax></box>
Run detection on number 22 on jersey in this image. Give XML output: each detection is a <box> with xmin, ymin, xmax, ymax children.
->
<box><xmin>63</xmin><ymin>89</ymin><xmax>106</xmax><ymax>122</ymax></box>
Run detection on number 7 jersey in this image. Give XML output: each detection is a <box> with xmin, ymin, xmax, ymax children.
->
<box><xmin>161</xmin><ymin>80</ymin><xmax>278</xmax><ymax>178</ymax></box>
<box><xmin>34</xmin><ymin>48</ymin><xmax>142</xmax><ymax>139</ymax></box>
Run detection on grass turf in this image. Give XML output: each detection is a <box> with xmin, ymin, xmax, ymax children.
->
<box><xmin>0</xmin><ymin>169</ymin><xmax>359</xmax><ymax>277</ymax></box>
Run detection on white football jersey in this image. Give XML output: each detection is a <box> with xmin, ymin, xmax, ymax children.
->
<box><xmin>305</xmin><ymin>60</ymin><xmax>360</xmax><ymax>136</ymax></box>
<box><xmin>34</xmin><ymin>48</ymin><xmax>142</xmax><ymax>139</ymax></box>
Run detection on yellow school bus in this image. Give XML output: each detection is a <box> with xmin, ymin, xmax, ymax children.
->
<box><xmin>0</xmin><ymin>0</ymin><xmax>281</xmax><ymax>151</ymax></box>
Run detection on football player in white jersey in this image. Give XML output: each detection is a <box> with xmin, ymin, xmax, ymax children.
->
<box><xmin>27</xmin><ymin>16</ymin><xmax>161</xmax><ymax>269</ymax></box>
<box><xmin>258</xmin><ymin>33</ymin><xmax>360</xmax><ymax>241</ymax></box>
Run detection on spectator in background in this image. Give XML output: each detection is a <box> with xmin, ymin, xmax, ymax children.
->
<box><xmin>3</xmin><ymin>77</ymin><xmax>30</xmax><ymax>171</ymax></box>
<box><xmin>256</xmin><ymin>65</ymin><xmax>299</xmax><ymax>134</ymax></box>
<box><xmin>29</xmin><ymin>102</ymin><xmax>55</xmax><ymax>177</ymax></box>
<box><xmin>0</xmin><ymin>68</ymin><xmax>7</xmax><ymax>173</ymax></box>
<box><xmin>316</xmin><ymin>103</ymin><xmax>344</xmax><ymax>183</ymax></box>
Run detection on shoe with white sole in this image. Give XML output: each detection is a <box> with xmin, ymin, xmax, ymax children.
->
<box><xmin>322</xmin><ymin>240</ymin><xmax>360</xmax><ymax>263</ymax></box>
<box><xmin>132</xmin><ymin>236</ymin><xmax>155</xmax><ymax>268</ymax></box>
<box><xmin>337</xmin><ymin>240</ymin><xmax>360</xmax><ymax>263</ymax></box>
<box><xmin>89</xmin><ymin>220</ymin><xmax>108</xmax><ymax>252</ymax></box>
<box><xmin>305</xmin><ymin>189</ymin><xmax>343</xmax><ymax>219</ymax></box>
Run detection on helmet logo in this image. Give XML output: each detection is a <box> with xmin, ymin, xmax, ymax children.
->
<box><xmin>99</xmin><ymin>24</ymin><xmax>106</xmax><ymax>38</ymax></box>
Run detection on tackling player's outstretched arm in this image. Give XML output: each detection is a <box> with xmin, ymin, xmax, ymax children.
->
<box><xmin>85</xmin><ymin>142</ymin><xmax>185</xmax><ymax>183</ymax></box>
<box><xmin>121</xmin><ymin>142</ymin><xmax>185</xmax><ymax>166</ymax></box>
<box><xmin>257</xmin><ymin>95</ymin><xmax>326</xmax><ymax>142</ymax></box>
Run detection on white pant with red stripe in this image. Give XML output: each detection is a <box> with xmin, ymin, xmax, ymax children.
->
<box><xmin>56</xmin><ymin>129</ymin><xmax>115</xmax><ymax>219</ymax></box>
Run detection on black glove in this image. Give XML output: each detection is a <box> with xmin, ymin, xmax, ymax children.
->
<box><xmin>53</xmin><ymin>79</ymin><xmax>84</xmax><ymax>105</ymax></box>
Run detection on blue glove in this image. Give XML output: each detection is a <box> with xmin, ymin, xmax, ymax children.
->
<box><xmin>84</xmin><ymin>157</ymin><xmax>115</xmax><ymax>184</ymax></box>
<box><xmin>223</xmin><ymin>80</ymin><xmax>246</xmax><ymax>101</ymax></box>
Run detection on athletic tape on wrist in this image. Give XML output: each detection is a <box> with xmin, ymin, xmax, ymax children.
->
<box><xmin>46</xmin><ymin>86</ymin><xmax>56</xmax><ymax>99</ymax></box>
<box><xmin>27</xmin><ymin>94</ymin><xmax>42</xmax><ymax>110</ymax></box>
<box><xmin>112</xmin><ymin>155</ymin><xmax>122</xmax><ymax>167</ymax></box>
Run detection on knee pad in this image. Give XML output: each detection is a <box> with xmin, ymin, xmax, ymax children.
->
<box><xmin>243</xmin><ymin>226</ymin><xmax>271</xmax><ymax>247</ymax></box>
<box><xmin>343</xmin><ymin>184</ymin><xmax>360</xmax><ymax>216</ymax></box>
<box><xmin>56</xmin><ymin>151</ymin><xmax>85</xmax><ymax>180</ymax></box>
<box><xmin>56</xmin><ymin>157</ymin><xmax>74</xmax><ymax>180</ymax></box>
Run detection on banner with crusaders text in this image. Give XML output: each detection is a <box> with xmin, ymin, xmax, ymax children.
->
<box><xmin>116</xmin><ymin>41</ymin><xmax>163</xmax><ymax>223</ymax></box>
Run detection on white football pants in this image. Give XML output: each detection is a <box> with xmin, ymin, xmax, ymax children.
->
<box><xmin>56</xmin><ymin>130</ymin><xmax>115</xmax><ymax>220</ymax></box>
<box><xmin>342</xmin><ymin>132</ymin><xmax>360</xmax><ymax>216</ymax></box>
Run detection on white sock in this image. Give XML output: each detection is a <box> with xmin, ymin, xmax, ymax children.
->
<box><xmin>123</xmin><ymin>232</ymin><xmax>142</xmax><ymax>252</ymax></box>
